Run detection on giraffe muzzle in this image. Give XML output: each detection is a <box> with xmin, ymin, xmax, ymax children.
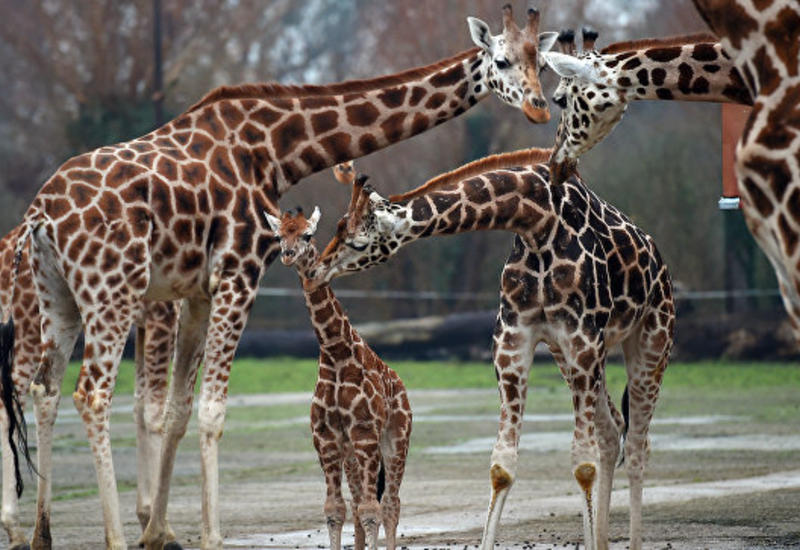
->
<box><xmin>522</xmin><ymin>100</ymin><xmax>551</xmax><ymax>123</ymax></box>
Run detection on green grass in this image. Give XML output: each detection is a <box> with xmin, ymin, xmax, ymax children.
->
<box><xmin>63</xmin><ymin>357</ymin><xmax>800</xmax><ymax>397</ymax></box>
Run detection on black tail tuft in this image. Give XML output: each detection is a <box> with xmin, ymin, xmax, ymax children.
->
<box><xmin>0</xmin><ymin>317</ymin><xmax>34</xmax><ymax>497</ymax></box>
<box><xmin>376</xmin><ymin>460</ymin><xmax>386</xmax><ymax>503</ymax></box>
<box><xmin>618</xmin><ymin>384</ymin><xmax>630</xmax><ymax>467</ymax></box>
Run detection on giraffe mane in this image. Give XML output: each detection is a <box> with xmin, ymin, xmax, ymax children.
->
<box><xmin>186</xmin><ymin>47</ymin><xmax>481</xmax><ymax>113</ymax></box>
<box><xmin>388</xmin><ymin>147</ymin><xmax>553</xmax><ymax>203</ymax></box>
<box><xmin>600</xmin><ymin>32</ymin><xmax>718</xmax><ymax>55</ymax></box>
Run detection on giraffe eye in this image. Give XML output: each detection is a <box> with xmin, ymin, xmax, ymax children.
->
<box><xmin>302</xmin><ymin>234</ymin><xmax>311</xmax><ymax>242</ymax></box>
<box><xmin>495</xmin><ymin>57</ymin><xmax>510</xmax><ymax>70</ymax></box>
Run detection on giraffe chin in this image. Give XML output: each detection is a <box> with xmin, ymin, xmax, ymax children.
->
<box><xmin>522</xmin><ymin>101</ymin><xmax>550</xmax><ymax>124</ymax></box>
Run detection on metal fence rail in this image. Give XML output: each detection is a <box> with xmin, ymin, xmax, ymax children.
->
<box><xmin>257</xmin><ymin>287</ymin><xmax>781</xmax><ymax>302</ymax></box>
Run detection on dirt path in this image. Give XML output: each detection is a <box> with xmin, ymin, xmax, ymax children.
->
<box><xmin>11</xmin><ymin>388</ymin><xmax>800</xmax><ymax>549</ymax></box>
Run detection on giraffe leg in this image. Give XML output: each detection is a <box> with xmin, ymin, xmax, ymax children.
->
<box><xmin>1</xmin><ymin>391</ymin><xmax>30</xmax><ymax>549</ymax></box>
<box><xmin>561</xmin><ymin>338</ymin><xmax>612</xmax><ymax>550</ymax></box>
<box><xmin>351</xmin><ymin>443</ymin><xmax>381</xmax><ymax>550</ymax></box>
<box><xmin>133</xmin><ymin>301</ymin><xmax>177</xmax><ymax>534</ymax></box>
<box><xmin>72</xmin><ymin>302</ymin><xmax>138</xmax><ymax>550</ymax></box>
<box><xmin>480</xmin><ymin>309</ymin><xmax>535</xmax><ymax>550</ymax></box>
<box><xmin>344</xmin><ymin>456</ymin><xmax>365</xmax><ymax>550</ymax></box>
<box><xmin>319</xmin><ymin>446</ymin><xmax>346</xmax><ymax>550</ymax></box>
<box><xmin>621</xmin><ymin>305</ymin><xmax>673</xmax><ymax>550</ymax></box>
<box><xmin>379</xmin><ymin>410</ymin><xmax>411</xmax><ymax>550</ymax></box>
<box><xmin>29</xmin><ymin>231</ymin><xmax>82</xmax><ymax>550</ymax></box>
<box><xmin>141</xmin><ymin>297</ymin><xmax>209</xmax><ymax>550</ymax></box>
<box><xmin>195</xmin><ymin>281</ymin><xmax>260</xmax><ymax>549</ymax></box>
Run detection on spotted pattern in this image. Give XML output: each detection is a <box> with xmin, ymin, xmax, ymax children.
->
<box><xmin>5</xmin><ymin>32</ymin><xmax>534</xmax><ymax>549</ymax></box>
<box><xmin>0</xmin><ymin>225</ymin><xmax>178</xmax><ymax>548</ymax></box>
<box><xmin>316</xmin><ymin>158</ymin><xmax>674</xmax><ymax>550</ymax></box>
<box><xmin>545</xmin><ymin>36</ymin><xmax>753</xmax><ymax>183</ymax></box>
<box><xmin>693</xmin><ymin>0</ymin><xmax>800</xmax><ymax>341</ymax></box>
<box><xmin>273</xmin><ymin>209</ymin><xmax>411</xmax><ymax>550</ymax></box>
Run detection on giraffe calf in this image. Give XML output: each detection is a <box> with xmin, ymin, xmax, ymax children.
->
<box><xmin>264</xmin><ymin>205</ymin><xmax>412</xmax><ymax>550</ymax></box>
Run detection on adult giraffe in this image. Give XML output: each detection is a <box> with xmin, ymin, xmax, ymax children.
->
<box><xmin>690</xmin><ymin>1</ymin><xmax>800</xmax><ymax>337</ymax></box>
<box><xmin>312</xmin><ymin>150</ymin><xmax>675</xmax><ymax>550</ymax></box>
<box><xmin>0</xmin><ymin>224</ymin><xmax>179</xmax><ymax>550</ymax></box>
<box><xmin>0</xmin><ymin>6</ymin><xmax>557</xmax><ymax>549</ymax></box>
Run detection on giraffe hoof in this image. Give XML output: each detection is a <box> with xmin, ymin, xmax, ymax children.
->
<box><xmin>10</xmin><ymin>544</ymin><xmax>31</xmax><ymax>550</ymax></box>
<box><xmin>164</xmin><ymin>542</ymin><xmax>184</xmax><ymax>550</ymax></box>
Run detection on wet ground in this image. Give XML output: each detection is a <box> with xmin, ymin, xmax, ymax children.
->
<box><xmin>10</xmin><ymin>385</ymin><xmax>800</xmax><ymax>549</ymax></box>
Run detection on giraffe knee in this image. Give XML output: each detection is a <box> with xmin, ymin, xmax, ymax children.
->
<box><xmin>197</xmin><ymin>398</ymin><xmax>226</xmax><ymax>441</ymax></box>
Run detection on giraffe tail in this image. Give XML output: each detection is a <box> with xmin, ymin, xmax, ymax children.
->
<box><xmin>0</xmin><ymin>219</ymin><xmax>38</xmax><ymax>497</ymax></box>
<box><xmin>376</xmin><ymin>459</ymin><xmax>386</xmax><ymax>503</ymax></box>
<box><xmin>617</xmin><ymin>384</ymin><xmax>630</xmax><ymax>468</ymax></box>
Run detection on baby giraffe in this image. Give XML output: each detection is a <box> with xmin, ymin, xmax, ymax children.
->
<box><xmin>265</xmin><ymin>205</ymin><xmax>412</xmax><ymax>550</ymax></box>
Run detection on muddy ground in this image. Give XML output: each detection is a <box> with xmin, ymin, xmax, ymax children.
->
<box><xmin>9</xmin><ymin>384</ymin><xmax>800</xmax><ymax>549</ymax></box>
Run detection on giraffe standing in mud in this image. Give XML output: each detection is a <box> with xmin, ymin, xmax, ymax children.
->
<box><xmin>0</xmin><ymin>6</ymin><xmax>557</xmax><ymax>548</ymax></box>
<box><xmin>0</xmin><ymin>224</ymin><xmax>179</xmax><ymax>550</ymax></box>
<box><xmin>266</xmin><ymin>203</ymin><xmax>411</xmax><ymax>550</ymax></box>
<box><xmin>311</xmin><ymin>149</ymin><xmax>675</xmax><ymax>550</ymax></box>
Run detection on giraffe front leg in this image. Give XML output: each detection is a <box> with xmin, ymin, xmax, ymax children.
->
<box><xmin>141</xmin><ymin>297</ymin><xmax>210</xmax><ymax>550</ymax></box>
<box><xmin>196</xmin><ymin>282</ymin><xmax>259</xmax><ymax>549</ymax></box>
<box><xmin>344</xmin><ymin>456</ymin><xmax>365</xmax><ymax>550</ymax></box>
<box><xmin>480</xmin><ymin>306</ymin><xmax>535</xmax><ymax>550</ymax></box>
<box><xmin>315</xmin><ymin>429</ymin><xmax>345</xmax><ymax>550</ymax></box>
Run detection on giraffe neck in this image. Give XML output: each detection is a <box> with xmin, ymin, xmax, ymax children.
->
<box><xmin>693</xmin><ymin>0</ymin><xmax>798</xmax><ymax>99</ymax></box>
<box><xmin>608</xmin><ymin>42</ymin><xmax>752</xmax><ymax>104</ymax></box>
<box><xmin>177</xmin><ymin>48</ymin><xmax>491</xmax><ymax>196</ymax></box>
<box><xmin>389</xmin><ymin>166</ymin><xmax>558</xmax><ymax>248</ymax></box>
<box><xmin>296</xmin><ymin>251</ymin><xmax>356</xmax><ymax>357</ymax></box>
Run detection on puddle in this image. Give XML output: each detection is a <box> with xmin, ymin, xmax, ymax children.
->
<box><xmin>425</xmin><ymin>431</ymin><xmax>800</xmax><ymax>454</ymax></box>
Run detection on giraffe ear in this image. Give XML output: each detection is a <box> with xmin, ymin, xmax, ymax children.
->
<box><xmin>264</xmin><ymin>211</ymin><xmax>282</xmax><ymax>233</ymax></box>
<box><xmin>467</xmin><ymin>16</ymin><xmax>494</xmax><ymax>52</ymax></box>
<box><xmin>307</xmin><ymin>206</ymin><xmax>321</xmax><ymax>234</ymax></box>
<box><xmin>543</xmin><ymin>51</ymin><xmax>598</xmax><ymax>82</ymax></box>
<box><xmin>539</xmin><ymin>31</ymin><xmax>558</xmax><ymax>54</ymax></box>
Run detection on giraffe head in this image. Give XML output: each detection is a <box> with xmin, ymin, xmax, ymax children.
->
<box><xmin>542</xmin><ymin>29</ymin><xmax>632</xmax><ymax>184</ymax></box>
<box><xmin>264</xmin><ymin>207</ymin><xmax>322</xmax><ymax>271</ymax></box>
<box><xmin>313</xmin><ymin>176</ymin><xmax>407</xmax><ymax>286</ymax></box>
<box><xmin>333</xmin><ymin>161</ymin><xmax>356</xmax><ymax>186</ymax></box>
<box><xmin>467</xmin><ymin>4</ymin><xmax>558</xmax><ymax>123</ymax></box>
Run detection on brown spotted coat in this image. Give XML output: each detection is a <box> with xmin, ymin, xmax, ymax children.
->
<box><xmin>315</xmin><ymin>149</ymin><xmax>675</xmax><ymax>550</ymax></box>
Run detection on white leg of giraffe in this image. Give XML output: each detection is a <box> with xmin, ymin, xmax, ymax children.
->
<box><xmin>1</xmin><ymin>391</ymin><xmax>29</xmax><ymax>549</ymax></box>
<box><xmin>29</xmin><ymin>226</ymin><xmax>82</xmax><ymax>550</ymax></box>
<box><xmin>621</xmin><ymin>305</ymin><xmax>672</xmax><ymax>550</ymax></box>
<box><xmin>133</xmin><ymin>301</ymin><xmax>177</xmax><ymax>533</ymax></box>
<box><xmin>141</xmin><ymin>297</ymin><xmax>210</xmax><ymax>550</ymax></box>
<box><xmin>480</xmin><ymin>308</ymin><xmax>535</xmax><ymax>550</ymax></box>
<box><xmin>195</xmin><ymin>282</ymin><xmax>259</xmax><ymax>550</ymax></box>
<box><xmin>73</xmin><ymin>303</ymin><xmax>139</xmax><ymax>550</ymax></box>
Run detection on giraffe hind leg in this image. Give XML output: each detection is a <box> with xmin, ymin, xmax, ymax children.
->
<box><xmin>621</xmin><ymin>306</ymin><xmax>673</xmax><ymax>550</ymax></box>
<box><xmin>29</xmin><ymin>227</ymin><xmax>82</xmax><ymax>550</ymax></box>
